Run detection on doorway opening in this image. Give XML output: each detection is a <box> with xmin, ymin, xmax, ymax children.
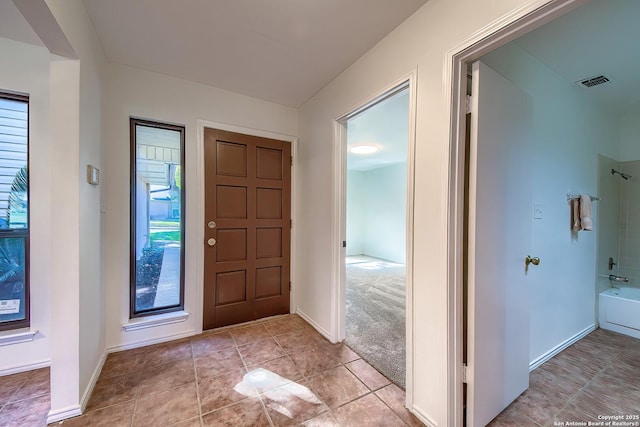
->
<box><xmin>452</xmin><ymin>0</ymin><xmax>640</xmax><ymax>424</ymax></box>
<box><xmin>342</xmin><ymin>85</ymin><xmax>410</xmax><ymax>388</ymax></box>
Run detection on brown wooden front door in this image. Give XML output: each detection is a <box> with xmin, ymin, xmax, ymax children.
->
<box><xmin>203</xmin><ymin>128</ymin><xmax>291</xmax><ymax>329</ymax></box>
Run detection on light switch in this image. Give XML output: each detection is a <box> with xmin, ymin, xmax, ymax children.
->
<box><xmin>534</xmin><ymin>203</ymin><xmax>543</xmax><ymax>220</ymax></box>
<box><xmin>87</xmin><ymin>165</ymin><xmax>99</xmax><ymax>185</ymax></box>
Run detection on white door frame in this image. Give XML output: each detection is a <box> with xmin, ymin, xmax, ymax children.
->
<box><xmin>444</xmin><ymin>0</ymin><xmax>589</xmax><ymax>425</ymax></box>
<box><xmin>195</xmin><ymin>120</ymin><xmax>299</xmax><ymax>333</ymax></box>
<box><xmin>331</xmin><ymin>70</ymin><xmax>417</xmax><ymax>406</ymax></box>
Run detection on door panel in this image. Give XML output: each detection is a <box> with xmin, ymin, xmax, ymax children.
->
<box><xmin>467</xmin><ymin>61</ymin><xmax>532</xmax><ymax>426</ymax></box>
<box><xmin>204</xmin><ymin>128</ymin><xmax>291</xmax><ymax>329</ymax></box>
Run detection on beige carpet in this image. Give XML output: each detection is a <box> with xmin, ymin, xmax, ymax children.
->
<box><xmin>345</xmin><ymin>255</ymin><xmax>406</xmax><ymax>388</ymax></box>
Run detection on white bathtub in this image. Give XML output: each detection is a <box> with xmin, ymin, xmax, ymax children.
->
<box><xmin>599</xmin><ymin>287</ymin><xmax>640</xmax><ymax>339</ymax></box>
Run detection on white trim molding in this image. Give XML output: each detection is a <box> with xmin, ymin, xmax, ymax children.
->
<box><xmin>47</xmin><ymin>405</ymin><xmax>82</xmax><ymax>424</ymax></box>
<box><xmin>122</xmin><ymin>311</ymin><xmax>189</xmax><ymax>332</ymax></box>
<box><xmin>108</xmin><ymin>329</ymin><xmax>197</xmax><ymax>353</ymax></box>
<box><xmin>0</xmin><ymin>358</ymin><xmax>50</xmax><ymax>377</ymax></box>
<box><xmin>413</xmin><ymin>404</ymin><xmax>439</xmax><ymax>427</ymax></box>
<box><xmin>529</xmin><ymin>324</ymin><xmax>595</xmax><ymax>371</ymax></box>
<box><xmin>331</xmin><ymin>69</ymin><xmax>418</xmax><ymax>409</ymax></box>
<box><xmin>80</xmin><ymin>351</ymin><xmax>108</xmax><ymax>412</ymax></box>
<box><xmin>0</xmin><ymin>329</ymin><xmax>39</xmax><ymax>347</ymax></box>
<box><xmin>296</xmin><ymin>309</ymin><xmax>332</xmax><ymax>342</ymax></box>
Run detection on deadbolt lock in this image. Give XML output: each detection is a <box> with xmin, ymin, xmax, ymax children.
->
<box><xmin>208</xmin><ymin>221</ymin><xmax>216</xmax><ymax>229</ymax></box>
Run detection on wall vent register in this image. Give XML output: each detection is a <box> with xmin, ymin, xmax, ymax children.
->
<box><xmin>576</xmin><ymin>75</ymin><xmax>610</xmax><ymax>88</ymax></box>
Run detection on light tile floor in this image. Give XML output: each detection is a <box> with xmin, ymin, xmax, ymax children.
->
<box><xmin>0</xmin><ymin>367</ymin><xmax>50</xmax><ymax>426</ymax></box>
<box><xmin>490</xmin><ymin>328</ymin><xmax>640</xmax><ymax>426</ymax></box>
<box><xmin>0</xmin><ymin>314</ymin><xmax>422</xmax><ymax>426</ymax></box>
<box><xmin>2</xmin><ymin>320</ymin><xmax>637</xmax><ymax>426</ymax></box>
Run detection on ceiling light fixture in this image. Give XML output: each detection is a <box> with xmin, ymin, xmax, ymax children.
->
<box><xmin>349</xmin><ymin>145</ymin><xmax>378</xmax><ymax>155</ymax></box>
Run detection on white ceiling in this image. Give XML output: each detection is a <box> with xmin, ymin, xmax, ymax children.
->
<box><xmin>514</xmin><ymin>0</ymin><xmax>640</xmax><ymax>116</ymax></box>
<box><xmin>4</xmin><ymin>0</ymin><xmax>636</xmax><ymax>122</ymax></box>
<box><xmin>82</xmin><ymin>0</ymin><xmax>427</xmax><ymax>107</ymax></box>
<box><xmin>0</xmin><ymin>1</ymin><xmax>44</xmax><ymax>47</ymax></box>
<box><xmin>347</xmin><ymin>89</ymin><xmax>409</xmax><ymax>171</ymax></box>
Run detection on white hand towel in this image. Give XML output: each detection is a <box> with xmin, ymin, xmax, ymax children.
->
<box><xmin>580</xmin><ymin>194</ymin><xmax>592</xmax><ymax>231</ymax></box>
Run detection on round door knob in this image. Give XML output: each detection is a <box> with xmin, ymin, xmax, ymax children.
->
<box><xmin>525</xmin><ymin>255</ymin><xmax>540</xmax><ymax>266</ymax></box>
<box><xmin>207</xmin><ymin>238</ymin><xmax>216</xmax><ymax>247</ymax></box>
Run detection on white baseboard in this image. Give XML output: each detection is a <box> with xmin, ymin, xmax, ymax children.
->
<box><xmin>0</xmin><ymin>358</ymin><xmax>50</xmax><ymax>377</ymax></box>
<box><xmin>296</xmin><ymin>309</ymin><xmax>332</xmax><ymax>341</ymax></box>
<box><xmin>80</xmin><ymin>351</ymin><xmax>107</xmax><ymax>412</ymax></box>
<box><xmin>107</xmin><ymin>329</ymin><xmax>197</xmax><ymax>353</ymax></box>
<box><xmin>47</xmin><ymin>404</ymin><xmax>82</xmax><ymax>424</ymax></box>
<box><xmin>412</xmin><ymin>404</ymin><xmax>438</xmax><ymax>427</ymax></box>
<box><xmin>529</xmin><ymin>324</ymin><xmax>596</xmax><ymax>371</ymax></box>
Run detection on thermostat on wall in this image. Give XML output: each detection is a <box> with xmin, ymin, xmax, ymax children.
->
<box><xmin>87</xmin><ymin>165</ymin><xmax>99</xmax><ymax>185</ymax></box>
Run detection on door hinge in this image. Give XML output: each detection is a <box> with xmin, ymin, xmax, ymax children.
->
<box><xmin>290</xmin><ymin>219</ymin><xmax>292</xmax><ymax>229</ymax></box>
<box><xmin>289</xmin><ymin>281</ymin><xmax>292</xmax><ymax>291</ymax></box>
<box><xmin>462</xmin><ymin>363</ymin><xmax>468</xmax><ymax>383</ymax></box>
<box><xmin>290</xmin><ymin>156</ymin><xmax>293</xmax><ymax>166</ymax></box>
<box><xmin>465</xmin><ymin>95</ymin><xmax>473</xmax><ymax>114</ymax></box>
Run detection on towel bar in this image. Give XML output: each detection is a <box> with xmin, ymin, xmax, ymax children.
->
<box><xmin>566</xmin><ymin>194</ymin><xmax>600</xmax><ymax>203</ymax></box>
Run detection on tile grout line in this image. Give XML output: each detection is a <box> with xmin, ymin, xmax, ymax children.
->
<box><xmin>190</xmin><ymin>340</ymin><xmax>204</xmax><ymax>426</ymax></box>
<box><xmin>539</xmin><ymin>338</ymin><xmax>626</xmax><ymax>426</ymax></box>
<box><xmin>3</xmin><ymin>371</ymin><xmax>39</xmax><ymax>407</ymax></box>
<box><xmin>270</xmin><ymin>323</ymin><xmax>405</xmax><ymax>425</ymax></box>
<box><xmin>0</xmin><ymin>373</ymin><xmax>32</xmax><ymax>415</ymax></box>
<box><xmin>284</xmin><ymin>322</ymin><xmax>408</xmax><ymax>425</ymax></box>
<box><xmin>129</xmin><ymin>379</ymin><xmax>138</xmax><ymax>426</ymax></box>
<box><xmin>110</xmin><ymin>316</ymin><xmax>404</xmax><ymax>427</ymax></box>
<box><xmin>232</xmin><ymin>324</ymin><xmax>276</xmax><ymax>427</ymax></box>
<box><xmin>170</xmin><ymin>333</ymin><xmax>253</xmax><ymax>421</ymax></box>
<box><xmin>235</xmin><ymin>320</ymin><xmax>338</xmax><ymax>425</ymax></box>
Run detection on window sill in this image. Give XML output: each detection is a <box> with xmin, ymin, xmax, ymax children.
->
<box><xmin>0</xmin><ymin>329</ymin><xmax>39</xmax><ymax>347</ymax></box>
<box><xmin>122</xmin><ymin>311</ymin><xmax>189</xmax><ymax>332</ymax></box>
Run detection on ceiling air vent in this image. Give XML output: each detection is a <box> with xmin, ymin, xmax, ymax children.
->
<box><xmin>576</xmin><ymin>75</ymin><xmax>610</xmax><ymax>88</ymax></box>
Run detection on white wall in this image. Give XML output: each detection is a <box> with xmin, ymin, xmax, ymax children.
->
<box><xmin>347</xmin><ymin>164</ymin><xmax>407</xmax><ymax>263</ymax></box>
<box><xmin>102</xmin><ymin>63</ymin><xmax>298</xmax><ymax>350</ymax></box>
<box><xmin>363</xmin><ymin>164</ymin><xmax>407</xmax><ymax>264</ymax></box>
<box><xmin>42</xmin><ymin>0</ymin><xmax>106</xmax><ymax>416</ymax></box>
<box><xmin>296</xmin><ymin>1</ymin><xmax>623</xmax><ymax>423</ymax></box>
<box><xmin>0</xmin><ymin>38</ymin><xmax>51</xmax><ymax>374</ymax></box>
<box><xmin>619</xmin><ymin>106</ymin><xmax>640</xmax><ymax>162</ymax></box>
<box><xmin>346</xmin><ymin>170</ymin><xmax>366</xmax><ymax>256</ymax></box>
<box><xmin>296</xmin><ymin>1</ymin><xmax>563</xmax><ymax>423</ymax></box>
<box><xmin>48</xmin><ymin>55</ymin><xmax>81</xmax><ymax>417</ymax></box>
<box><xmin>7</xmin><ymin>0</ymin><xmax>619</xmax><ymax>424</ymax></box>
<box><xmin>481</xmin><ymin>44</ymin><xmax>620</xmax><ymax>362</ymax></box>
